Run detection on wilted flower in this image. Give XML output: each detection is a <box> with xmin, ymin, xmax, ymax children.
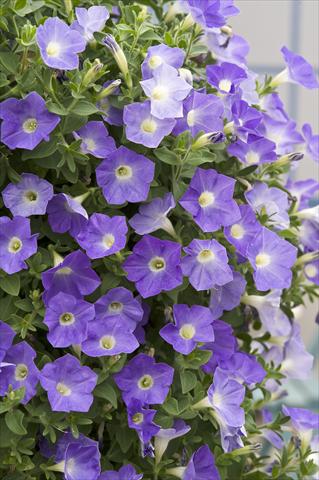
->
<box><xmin>127</xmin><ymin>399</ymin><xmax>160</xmax><ymax>444</ymax></box>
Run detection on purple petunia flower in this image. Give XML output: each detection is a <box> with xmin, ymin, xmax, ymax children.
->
<box><xmin>246</xmin><ymin>227</ymin><xmax>297</xmax><ymax>291</ymax></box>
<box><xmin>202</xmin><ymin>320</ymin><xmax>237</xmax><ymax>374</ymax></box>
<box><xmin>0</xmin><ymin>216</ymin><xmax>38</xmax><ymax>274</ymax></box>
<box><xmin>42</xmin><ymin>250</ymin><xmax>101</xmax><ymax>303</ymax></box>
<box><xmin>134</xmin><ymin>298</ymin><xmax>150</xmax><ymax>344</ymax></box>
<box><xmin>179</xmin><ymin>167</ymin><xmax>240</xmax><ymax>232</ymax></box>
<box><xmin>154</xmin><ymin>420</ymin><xmax>191</xmax><ymax>464</ymax></box>
<box><xmin>127</xmin><ymin>399</ymin><xmax>160</xmax><ymax>444</ymax></box>
<box><xmin>282</xmin><ymin>405</ymin><xmax>319</xmax><ymax>447</ymax></box>
<box><xmin>76</xmin><ymin>213</ymin><xmax>127</xmax><ymax>259</ymax></box>
<box><xmin>54</xmin><ymin>433</ymin><xmax>101</xmax><ymax>480</ymax></box>
<box><xmin>167</xmin><ymin>444</ymin><xmax>220</xmax><ymax>480</ymax></box>
<box><xmin>140</xmin><ymin>64</ymin><xmax>192</xmax><ymax>119</ymax></box>
<box><xmin>71</xmin><ymin>6</ymin><xmax>109</xmax><ymax>42</ymax></box>
<box><xmin>129</xmin><ymin>193</ymin><xmax>176</xmax><ymax>236</ymax></box>
<box><xmin>220</xmin><ymin>424</ymin><xmax>246</xmax><ymax>453</ymax></box>
<box><xmin>173</xmin><ymin>90</ymin><xmax>224</xmax><ymax>138</ymax></box>
<box><xmin>141</xmin><ymin>43</ymin><xmax>185</xmax><ymax>80</ymax></box>
<box><xmin>181</xmin><ymin>238</ymin><xmax>233</xmax><ymax>291</ymax></box>
<box><xmin>36</xmin><ymin>17</ymin><xmax>86</xmax><ymax>70</ymax></box>
<box><xmin>44</xmin><ymin>292</ymin><xmax>95</xmax><ymax>348</ymax></box>
<box><xmin>302</xmin><ymin>123</ymin><xmax>319</xmax><ymax>162</ymax></box>
<box><xmin>96</xmin><ymin>146</ymin><xmax>155</xmax><ymax>205</ymax></box>
<box><xmin>114</xmin><ymin>353</ymin><xmax>174</xmax><ymax>405</ymax></box>
<box><xmin>0</xmin><ymin>321</ymin><xmax>15</xmax><ymax>368</ymax></box>
<box><xmin>230</xmin><ymin>98</ymin><xmax>262</xmax><ymax>138</ymax></box>
<box><xmin>95</xmin><ymin>287</ymin><xmax>143</xmax><ymax>329</ymax></box>
<box><xmin>123</xmin><ymin>235</ymin><xmax>183</xmax><ymax>298</ymax></box>
<box><xmin>123</xmin><ymin>101</ymin><xmax>176</xmax><ymax>148</ymax></box>
<box><xmin>2</xmin><ymin>173</ymin><xmax>53</xmax><ymax>217</ymax></box>
<box><xmin>245</xmin><ymin>182</ymin><xmax>290</xmax><ymax>230</ymax></box>
<box><xmin>47</xmin><ymin>193</ymin><xmax>88</xmax><ymax>237</ymax></box>
<box><xmin>218</xmin><ymin>351</ymin><xmax>266</xmax><ymax>386</ymax></box>
<box><xmin>73</xmin><ymin>121</ymin><xmax>116</xmax><ymax>158</ymax></box>
<box><xmin>98</xmin><ymin>81</ymin><xmax>123</xmax><ymax>127</ymax></box>
<box><xmin>224</xmin><ymin>204</ymin><xmax>262</xmax><ymax>257</ymax></box>
<box><xmin>260</xmin><ymin>409</ymin><xmax>284</xmax><ymax>450</ymax></box>
<box><xmin>207</xmin><ymin>61</ymin><xmax>247</xmax><ymax>94</ymax></box>
<box><xmin>260</xmin><ymin>115</ymin><xmax>304</xmax><ymax>155</ymax></box>
<box><xmin>99</xmin><ymin>465</ymin><xmax>142</xmax><ymax>480</ymax></box>
<box><xmin>286</xmin><ymin>178</ymin><xmax>319</xmax><ymax>210</ymax></box>
<box><xmin>185</xmin><ymin>0</ymin><xmax>238</xmax><ymax>28</ymax></box>
<box><xmin>272</xmin><ymin>46</ymin><xmax>319</xmax><ymax>89</ymax></box>
<box><xmin>0</xmin><ymin>92</ymin><xmax>60</xmax><ymax>150</ymax></box>
<box><xmin>227</xmin><ymin>134</ymin><xmax>277</xmax><ymax>165</ymax></box>
<box><xmin>209</xmin><ymin>271</ymin><xmax>246</xmax><ymax>320</ymax></box>
<box><xmin>82</xmin><ymin>318</ymin><xmax>139</xmax><ymax>357</ymax></box>
<box><xmin>40</xmin><ymin>354</ymin><xmax>97</xmax><ymax>412</ymax></box>
<box><xmin>0</xmin><ymin>341</ymin><xmax>39</xmax><ymax>404</ymax></box>
<box><xmin>205</xmin><ymin>30</ymin><xmax>249</xmax><ymax>68</ymax></box>
<box><xmin>160</xmin><ymin>304</ymin><xmax>214</xmax><ymax>355</ymax></box>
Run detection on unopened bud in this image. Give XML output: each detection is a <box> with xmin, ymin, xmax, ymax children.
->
<box><xmin>192</xmin><ymin>131</ymin><xmax>225</xmax><ymax>150</ymax></box>
<box><xmin>20</xmin><ymin>22</ymin><xmax>37</xmax><ymax>46</ymax></box>
<box><xmin>97</xmin><ymin>79</ymin><xmax>121</xmax><ymax>100</ymax></box>
<box><xmin>276</xmin><ymin>152</ymin><xmax>304</xmax><ymax>166</ymax></box>
<box><xmin>82</xmin><ymin>59</ymin><xmax>103</xmax><ymax>87</ymax></box>
<box><xmin>103</xmin><ymin>35</ymin><xmax>132</xmax><ymax>88</ymax></box>
<box><xmin>178</xmin><ymin>68</ymin><xmax>193</xmax><ymax>85</ymax></box>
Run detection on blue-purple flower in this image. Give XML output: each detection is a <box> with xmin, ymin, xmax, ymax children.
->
<box><xmin>0</xmin><ymin>92</ymin><xmax>60</xmax><ymax>150</ymax></box>
<box><xmin>167</xmin><ymin>444</ymin><xmax>220</xmax><ymax>480</ymax></box>
<box><xmin>47</xmin><ymin>193</ymin><xmax>88</xmax><ymax>237</ymax></box>
<box><xmin>202</xmin><ymin>320</ymin><xmax>237</xmax><ymax>374</ymax></box>
<box><xmin>282</xmin><ymin>405</ymin><xmax>319</xmax><ymax>449</ymax></box>
<box><xmin>129</xmin><ymin>193</ymin><xmax>176</xmax><ymax>236</ymax></box>
<box><xmin>73</xmin><ymin>121</ymin><xmax>116</xmax><ymax>158</ymax></box>
<box><xmin>123</xmin><ymin>235</ymin><xmax>183</xmax><ymax>298</ymax></box>
<box><xmin>227</xmin><ymin>134</ymin><xmax>277</xmax><ymax>165</ymax></box>
<box><xmin>71</xmin><ymin>6</ymin><xmax>109</xmax><ymax>42</ymax></box>
<box><xmin>0</xmin><ymin>321</ymin><xmax>15</xmax><ymax>368</ymax></box>
<box><xmin>218</xmin><ymin>351</ymin><xmax>266</xmax><ymax>386</ymax></box>
<box><xmin>209</xmin><ymin>271</ymin><xmax>246</xmax><ymax>320</ymax></box>
<box><xmin>271</xmin><ymin>46</ymin><xmax>319</xmax><ymax>89</ymax></box>
<box><xmin>99</xmin><ymin>465</ymin><xmax>142</xmax><ymax>480</ymax></box>
<box><xmin>142</xmin><ymin>43</ymin><xmax>185</xmax><ymax>80</ymax></box>
<box><xmin>224</xmin><ymin>204</ymin><xmax>262</xmax><ymax>257</ymax></box>
<box><xmin>154</xmin><ymin>420</ymin><xmax>191</xmax><ymax>464</ymax></box>
<box><xmin>95</xmin><ymin>287</ymin><xmax>143</xmax><ymax>329</ymax></box>
<box><xmin>185</xmin><ymin>0</ymin><xmax>238</xmax><ymax>28</ymax></box>
<box><xmin>127</xmin><ymin>399</ymin><xmax>160</xmax><ymax>444</ymax></box>
<box><xmin>40</xmin><ymin>354</ymin><xmax>97</xmax><ymax>412</ymax></box>
<box><xmin>207</xmin><ymin>61</ymin><xmax>247</xmax><ymax>94</ymax></box>
<box><xmin>302</xmin><ymin>123</ymin><xmax>319</xmax><ymax>162</ymax></box>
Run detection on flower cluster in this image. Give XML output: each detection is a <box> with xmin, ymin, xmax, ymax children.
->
<box><xmin>0</xmin><ymin>1</ymin><xmax>318</xmax><ymax>479</ymax></box>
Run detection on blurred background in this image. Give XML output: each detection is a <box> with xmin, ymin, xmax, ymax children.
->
<box><xmin>232</xmin><ymin>0</ymin><xmax>318</xmax><ymax>408</ymax></box>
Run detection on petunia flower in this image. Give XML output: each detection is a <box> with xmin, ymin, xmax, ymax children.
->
<box><xmin>40</xmin><ymin>354</ymin><xmax>97</xmax><ymax>412</ymax></box>
<box><xmin>127</xmin><ymin>399</ymin><xmax>160</xmax><ymax>444</ymax></box>
<box><xmin>44</xmin><ymin>292</ymin><xmax>95</xmax><ymax>348</ymax></box>
<box><xmin>2</xmin><ymin>173</ymin><xmax>53</xmax><ymax>217</ymax></box>
<box><xmin>36</xmin><ymin>17</ymin><xmax>86</xmax><ymax>70</ymax></box>
<box><xmin>230</xmin><ymin>98</ymin><xmax>262</xmax><ymax>138</ymax></box>
<box><xmin>0</xmin><ymin>341</ymin><xmax>39</xmax><ymax>404</ymax></box>
<box><xmin>154</xmin><ymin>420</ymin><xmax>191</xmax><ymax>465</ymax></box>
<box><xmin>246</xmin><ymin>227</ymin><xmax>297</xmax><ymax>291</ymax></box>
<box><xmin>96</xmin><ymin>146</ymin><xmax>155</xmax><ymax>205</ymax></box>
<box><xmin>227</xmin><ymin>134</ymin><xmax>277</xmax><ymax>165</ymax></box>
<box><xmin>99</xmin><ymin>465</ymin><xmax>143</xmax><ymax>480</ymax></box>
<box><xmin>285</xmin><ymin>178</ymin><xmax>319</xmax><ymax>210</ymax></box>
<box><xmin>166</xmin><ymin>444</ymin><xmax>220</xmax><ymax>480</ymax></box>
<box><xmin>142</xmin><ymin>43</ymin><xmax>185</xmax><ymax>80</ymax></box>
<box><xmin>219</xmin><ymin>424</ymin><xmax>247</xmax><ymax>453</ymax></box>
<box><xmin>76</xmin><ymin>213</ymin><xmax>127</xmax><ymax>259</ymax></box>
<box><xmin>260</xmin><ymin>115</ymin><xmax>304</xmax><ymax>155</ymax></box>
<box><xmin>218</xmin><ymin>351</ymin><xmax>266</xmax><ymax>386</ymax></box>
<box><xmin>209</xmin><ymin>270</ymin><xmax>246</xmax><ymax>320</ymax></box>
<box><xmin>179</xmin><ymin>167</ymin><xmax>240</xmax><ymax>232</ymax></box>
<box><xmin>140</xmin><ymin>64</ymin><xmax>192</xmax><ymax>119</ymax></box>
<box><xmin>82</xmin><ymin>318</ymin><xmax>139</xmax><ymax>357</ymax></box>
<box><xmin>270</xmin><ymin>46</ymin><xmax>319</xmax><ymax>89</ymax></box>
<box><xmin>124</xmin><ymin>101</ymin><xmax>176</xmax><ymax>148</ymax></box>
<box><xmin>0</xmin><ymin>321</ymin><xmax>15</xmax><ymax>368</ymax></box>
<box><xmin>205</xmin><ymin>30</ymin><xmax>249</xmax><ymax>68</ymax></box>
<box><xmin>129</xmin><ymin>193</ymin><xmax>176</xmax><ymax>236</ymax></box>
<box><xmin>123</xmin><ymin>235</ymin><xmax>183</xmax><ymax>298</ymax></box>
<box><xmin>282</xmin><ymin>405</ymin><xmax>319</xmax><ymax>451</ymax></box>
<box><xmin>71</xmin><ymin>6</ymin><xmax>109</xmax><ymax>42</ymax></box>
<box><xmin>184</xmin><ymin>0</ymin><xmax>238</xmax><ymax>28</ymax></box>
<box><xmin>95</xmin><ymin>287</ymin><xmax>144</xmax><ymax>330</ymax></box>
<box><xmin>302</xmin><ymin>123</ymin><xmax>319</xmax><ymax>162</ymax></box>
<box><xmin>206</xmin><ymin>61</ymin><xmax>247</xmax><ymax>94</ymax></box>
<box><xmin>73</xmin><ymin>121</ymin><xmax>116</xmax><ymax>158</ymax></box>
<box><xmin>0</xmin><ymin>92</ymin><xmax>60</xmax><ymax>150</ymax></box>
<box><xmin>97</xmin><ymin>80</ymin><xmax>123</xmax><ymax>126</ymax></box>
<box><xmin>224</xmin><ymin>204</ymin><xmax>262</xmax><ymax>257</ymax></box>
<box><xmin>160</xmin><ymin>304</ymin><xmax>215</xmax><ymax>355</ymax></box>
<box><xmin>114</xmin><ymin>353</ymin><xmax>174</xmax><ymax>405</ymax></box>
<box><xmin>47</xmin><ymin>193</ymin><xmax>88</xmax><ymax>238</ymax></box>
<box><xmin>181</xmin><ymin>238</ymin><xmax>233</xmax><ymax>291</ymax></box>
<box><xmin>0</xmin><ymin>216</ymin><xmax>38</xmax><ymax>274</ymax></box>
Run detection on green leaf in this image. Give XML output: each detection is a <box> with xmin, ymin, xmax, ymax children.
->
<box><xmin>46</xmin><ymin>100</ymin><xmax>68</xmax><ymax>116</ymax></box>
<box><xmin>181</xmin><ymin>349</ymin><xmax>212</xmax><ymax>370</ymax></box>
<box><xmin>0</xmin><ymin>274</ymin><xmax>20</xmax><ymax>296</ymax></box>
<box><xmin>5</xmin><ymin>410</ymin><xmax>27</xmax><ymax>435</ymax></box>
<box><xmin>162</xmin><ymin>397</ymin><xmax>179</xmax><ymax>416</ymax></box>
<box><xmin>0</xmin><ymin>51</ymin><xmax>20</xmax><ymax>74</ymax></box>
<box><xmin>94</xmin><ymin>382</ymin><xmax>118</xmax><ymax>408</ymax></box>
<box><xmin>21</xmin><ymin>137</ymin><xmax>58</xmax><ymax>161</ymax></box>
<box><xmin>187</xmin><ymin>150</ymin><xmax>216</xmax><ymax>166</ymax></box>
<box><xmin>154</xmin><ymin>147</ymin><xmax>181</xmax><ymax>165</ymax></box>
<box><xmin>180</xmin><ymin>370</ymin><xmax>197</xmax><ymax>394</ymax></box>
<box><xmin>71</xmin><ymin>100</ymin><xmax>99</xmax><ymax>116</ymax></box>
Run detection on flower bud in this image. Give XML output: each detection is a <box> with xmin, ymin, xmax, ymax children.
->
<box><xmin>20</xmin><ymin>22</ymin><xmax>37</xmax><ymax>46</ymax></box>
<box><xmin>97</xmin><ymin>79</ymin><xmax>121</xmax><ymax>100</ymax></box>
<box><xmin>192</xmin><ymin>131</ymin><xmax>225</xmax><ymax>150</ymax></box>
<box><xmin>178</xmin><ymin>67</ymin><xmax>193</xmax><ymax>85</ymax></box>
<box><xmin>103</xmin><ymin>34</ymin><xmax>132</xmax><ymax>88</ymax></box>
<box><xmin>82</xmin><ymin>59</ymin><xmax>103</xmax><ymax>87</ymax></box>
<box><xmin>275</xmin><ymin>152</ymin><xmax>304</xmax><ymax>166</ymax></box>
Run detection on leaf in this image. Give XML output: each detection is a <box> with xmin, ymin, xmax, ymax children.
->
<box><xmin>5</xmin><ymin>410</ymin><xmax>27</xmax><ymax>435</ymax></box>
<box><xmin>181</xmin><ymin>350</ymin><xmax>212</xmax><ymax>370</ymax></box>
<box><xmin>0</xmin><ymin>274</ymin><xmax>20</xmax><ymax>296</ymax></box>
<box><xmin>46</xmin><ymin>100</ymin><xmax>68</xmax><ymax>116</ymax></box>
<box><xmin>180</xmin><ymin>370</ymin><xmax>197</xmax><ymax>394</ymax></box>
<box><xmin>154</xmin><ymin>147</ymin><xmax>181</xmax><ymax>165</ymax></box>
<box><xmin>71</xmin><ymin>100</ymin><xmax>99</xmax><ymax>116</ymax></box>
<box><xmin>162</xmin><ymin>397</ymin><xmax>179</xmax><ymax>416</ymax></box>
<box><xmin>94</xmin><ymin>382</ymin><xmax>118</xmax><ymax>408</ymax></box>
<box><xmin>21</xmin><ymin>137</ymin><xmax>58</xmax><ymax>161</ymax></box>
<box><xmin>0</xmin><ymin>51</ymin><xmax>20</xmax><ymax>74</ymax></box>
<box><xmin>186</xmin><ymin>150</ymin><xmax>216</xmax><ymax>166</ymax></box>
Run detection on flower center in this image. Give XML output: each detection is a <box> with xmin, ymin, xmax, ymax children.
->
<box><xmin>218</xmin><ymin>79</ymin><xmax>232</xmax><ymax>93</ymax></box>
<box><xmin>197</xmin><ymin>248</ymin><xmax>215</xmax><ymax>263</ymax></box>
<box><xmin>8</xmin><ymin>237</ymin><xmax>23</xmax><ymax>254</ymax></box>
<box><xmin>46</xmin><ymin>41</ymin><xmax>61</xmax><ymax>57</ymax></box>
<box><xmin>187</xmin><ymin>109</ymin><xmax>196</xmax><ymax>127</ymax></box>
<box><xmin>100</xmin><ymin>335</ymin><xmax>116</xmax><ymax>350</ymax></box>
<box><xmin>15</xmin><ymin>363</ymin><xmax>28</xmax><ymax>381</ymax></box>
<box><xmin>212</xmin><ymin>391</ymin><xmax>223</xmax><ymax>408</ymax></box>
<box><xmin>132</xmin><ymin>412</ymin><xmax>144</xmax><ymax>424</ymax></box>
<box><xmin>56</xmin><ymin>382</ymin><xmax>72</xmax><ymax>396</ymax></box>
<box><xmin>56</xmin><ymin>267</ymin><xmax>72</xmax><ymax>275</ymax></box>
<box><xmin>103</xmin><ymin>233</ymin><xmax>115</xmax><ymax>249</ymax></box>
<box><xmin>304</xmin><ymin>264</ymin><xmax>317</xmax><ymax>278</ymax></box>
<box><xmin>198</xmin><ymin>191</ymin><xmax>215</xmax><ymax>207</ymax></box>
<box><xmin>141</xmin><ymin>119</ymin><xmax>157</xmax><ymax>133</ymax></box>
<box><xmin>246</xmin><ymin>151</ymin><xmax>260</xmax><ymax>164</ymax></box>
<box><xmin>108</xmin><ymin>301</ymin><xmax>123</xmax><ymax>313</ymax></box>
<box><xmin>138</xmin><ymin>374</ymin><xmax>154</xmax><ymax>390</ymax></box>
<box><xmin>152</xmin><ymin>86</ymin><xmax>168</xmax><ymax>101</ymax></box>
<box><xmin>115</xmin><ymin>165</ymin><xmax>133</xmax><ymax>180</ymax></box>
<box><xmin>25</xmin><ymin>190</ymin><xmax>38</xmax><ymax>202</ymax></box>
<box><xmin>148</xmin><ymin>55</ymin><xmax>163</xmax><ymax>69</ymax></box>
<box><xmin>179</xmin><ymin>323</ymin><xmax>196</xmax><ymax>340</ymax></box>
<box><xmin>59</xmin><ymin>312</ymin><xmax>75</xmax><ymax>326</ymax></box>
<box><xmin>230</xmin><ymin>224</ymin><xmax>245</xmax><ymax>239</ymax></box>
<box><xmin>255</xmin><ymin>252</ymin><xmax>271</xmax><ymax>267</ymax></box>
<box><xmin>149</xmin><ymin>256</ymin><xmax>166</xmax><ymax>272</ymax></box>
<box><xmin>84</xmin><ymin>138</ymin><xmax>96</xmax><ymax>151</ymax></box>
<box><xmin>22</xmin><ymin>118</ymin><xmax>38</xmax><ymax>133</ymax></box>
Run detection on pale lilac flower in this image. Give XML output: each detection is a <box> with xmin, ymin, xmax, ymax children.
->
<box><xmin>123</xmin><ymin>235</ymin><xmax>182</xmax><ymax>298</ymax></box>
<box><xmin>36</xmin><ymin>17</ymin><xmax>86</xmax><ymax>70</ymax></box>
<box><xmin>96</xmin><ymin>146</ymin><xmax>155</xmax><ymax>205</ymax></box>
<box><xmin>220</xmin><ymin>424</ymin><xmax>246</xmax><ymax>453</ymax></box>
<box><xmin>302</xmin><ymin>123</ymin><xmax>319</xmax><ymax>162</ymax></box>
<box><xmin>140</xmin><ymin>64</ymin><xmax>192</xmax><ymax>119</ymax></box>
<box><xmin>160</xmin><ymin>304</ymin><xmax>215</xmax><ymax>355</ymax></box>
<box><xmin>0</xmin><ymin>216</ymin><xmax>38</xmax><ymax>274</ymax></box>
<box><xmin>40</xmin><ymin>354</ymin><xmax>97</xmax><ymax>412</ymax></box>
<box><xmin>260</xmin><ymin>115</ymin><xmax>304</xmax><ymax>155</ymax></box>
<box><xmin>202</xmin><ymin>320</ymin><xmax>237</xmax><ymax>374</ymax></box>
<box><xmin>129</xmin><ymin>193</ymin><xmax>176</xmax><ymax>236</ymax></box>
<box><xmin>71</xmin><ymin>6</ymin><xmax>109</xmax><ymax>42</ymax></box>
<box><xmin>282</xmin><ymin>405</ymin><xmax>319</xmax><ymax>449</ymax></box>
<box><xmin>227</xmin><ymin>134</ymin><xmax>277</xmax><ymax>165</ymax></box>
<box><xmin>179</xmin><ymin>167</ymin><xmax>240</xmax><ymax>232</ymax></box>
<box><xmin>207</xmin><ymin>61</ymin><xmax>247</xmax><ymax>94</ymax></box>
<box><xmin>141</xmin><ymin>43</ymin><xmax>185</xmax><ymax>80</ymax></box>
<box><xmin>167</xmin><ymin>444</ymin><xmax>220</xmax><ymax>479</ymax></box>
<box><xmin>2</xmin><ymin>173</ymin><xmax>53</xmax><ymax>217</ymax></box>
<box><xmin>114</xmin><ymin>353</ymin><xmax>174</xmax><ymax>405</ymax></box>
<box><xmin>73</xmin><ymin>121</ymin><xmax>116</xmax><ymax>158</ymax></box>
<box><xmin>185</xmin><ymin>0</ymin><xmax>238</xmax><ymax>28</ymax></box>
<box><xmin>127</xmin><ymin>399</ymin><xmax>160</xmax><ymax>444</ymax></box>
<box><xmin>224</xmin><ymin>204</ymin><xmax>262</xmax><ymax>257</ymax></box>
<box><xmin>47</xmin><ymin>193</ymin><xmax>88</xmax><ymax>237</ymax></box>
<box><xmin>154</xmin><ymin>420</ymin><xmax>191</xmax><ymax>464</ymax></box>
<box><xmin>95</xmin><ymin>287</ymin><xmax>143</xmax><ymax>330</ymax></box>
<box><xmin>285</xmin><ymin>178</ymin><xmax>319</xmax><ymax>209</ymax></box>
<box><xmin>218</xmin><ymin>352</ymin><xmax>266</xmax><ymax>386</ymax></box>
<box><xmin>271</xmin><ymin>46</ymin><xmax>319</xmax><ymax>89</ymax></box>
<box><xmin>181</xmin><ymin>239</ymin><xmax>233</xmax><ymax>291</ymax></box>
<box><xmin>209</xmin><ymin>271</ymin><xmax>246</xmax><ymax>320</ymax></box>
<box><xmin>205</xmin><ymin>30</ymin><xmax>249</xmax><ymax>68</ymax></box>
<box><xmin>0</xmin><ymin>92</ymin><xmax>60</xmax><ymax>150</ymax></box>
